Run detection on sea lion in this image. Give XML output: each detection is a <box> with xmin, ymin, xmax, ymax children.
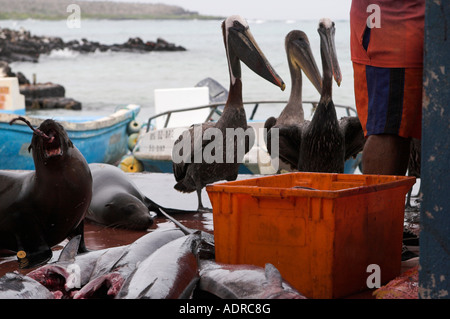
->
<box><xmin>87</xmin><ymin>163</ymin><xmax>196</xmax><ymax>230</ymax></box>
<box><xmin>0</xmin><ymin>117</ymin><xmax>92</xmax><ymax>269</ymax></box>
<box><xmin>87</xmin><ymin>163</ymin><xmax>153</xmax><ymax>230</ymax></box>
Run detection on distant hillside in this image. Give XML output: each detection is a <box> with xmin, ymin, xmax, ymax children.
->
<box><xmin>0</xmin><ymin>0</ymin><xmax>221</xmax><ymax>20</ymax></box>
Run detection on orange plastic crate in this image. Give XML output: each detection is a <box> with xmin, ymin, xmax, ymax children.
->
<box><xmin>206</xmin><ymin>172</ymin><xmax>416</xmax><ymax>299</ymax></box>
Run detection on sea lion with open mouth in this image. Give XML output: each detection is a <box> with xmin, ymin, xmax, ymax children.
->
<box><xmin>0</xmin><ymin>117</ymin><xmax>92</xmax><ymax>269</ymax></box>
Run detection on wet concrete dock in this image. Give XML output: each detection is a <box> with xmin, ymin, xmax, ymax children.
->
<box><xmin>0</xmin><ymin>172</ymin><xmax>420</xmax><ymax>299</ymax></box>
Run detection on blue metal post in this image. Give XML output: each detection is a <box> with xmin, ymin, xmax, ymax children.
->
<box><xmin>419</xmin><ymin>0</ymin><xmax>450</xmax><ymax>299</ymax></box>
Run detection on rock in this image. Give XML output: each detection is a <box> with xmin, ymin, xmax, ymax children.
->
<box><xmin>0</xmin><ymin>60</ymin><xmax>29</xmax><ymax>84</ymax></box>
<box><xmin>20</xmin><ymin>83</ymin><xmax>82</xmax><ymax>110</ymax></box>
<box><xmin>16</xmin><ymin>72</ymin><xmax>30</xmax><ymax>85</ymax></box>
<box><xmin>0</xmin><ymin>61</ymin><xmax>13</xmax><ymax>77</ymax></box>
<box><xmin>0</xmin><ymin>27</ymin><xmax>187</xmax><ymax>63</ymax></box>
<box><xmin>20</xmin><ymin>83</ymin><xmax>65</xmax><ymax>99</ymax></box>
<box><xmin>1</xmin><ymin>61</ymin><xmax>82</xmax><ymax>110</ymax></box>
<box><xmin>27</xmin><ymin>97</ymin><xmax>82</xmax><ymax>110</ymax></box>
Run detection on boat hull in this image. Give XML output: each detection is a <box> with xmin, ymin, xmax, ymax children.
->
<box><xmin>133</xmin><ymin>122</ymin><xmax>280</xmax><ymax>176</ymax></box>
<box><xmin>133</xmin><ymin>121</ymin><xmax>361</xmax><ymax>176</ymax></box>
<box><xmin>137</xmin><ymin>157</ymin><xmax>255</xmax><ymax>175</ymax></box>
<box><xmin>0</xmin><ymin>104</ymin><xmax>140</xmax><ymax>170</ymax></box>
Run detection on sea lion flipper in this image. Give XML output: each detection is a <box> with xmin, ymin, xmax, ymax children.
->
<box><xmin>15</xmin><ymin>241</ymin><xmax>52</xmax><ymax>269</ymax></box>
<box><xmin>13</xmin><ymin>215</ymin><xmax>53</xmax><ymax>269</ymax></box>
<box><xmin>16</xmin><ymin>248</ymin><xmax>52</xmax><ymax>269</ymax></box>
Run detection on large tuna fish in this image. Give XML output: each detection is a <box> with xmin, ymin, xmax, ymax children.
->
<box><xmin>116</xmin><ymin>231</ymin><xmax>212</xmax><ymax>299</ymax></box>
<box><xmin>197</xmin><ymin>260</ymin><xmax>306</xmax><ymax>299</ymax></box>
<box><xmin>0</xmin><ymin>272</ymin><xmax>55</xmax><ymax>299</ymax></box>
<box><xmin>73</xmin><ymin>228</ymin><xmax>185</xmax><ymax>299</ymax></box>
<box><xmin>27</xmin><ymin>235</ymin><xmax>127</xmax><ymax>298</ymax></box>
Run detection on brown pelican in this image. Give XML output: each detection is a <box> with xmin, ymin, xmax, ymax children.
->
<box><xmin>264</xmin><ymin>30</ymin><xmax>322</xmax><ymax>171</ymax></box>
<box><xmin>294</xmin><ymin>19</ymin><xmax>364</xmax><ymax>173</ymax></box>
<box><xmin>172</xmin><ymin>15</ymin><xmax>285</xmax><ymax>212</ymax></box>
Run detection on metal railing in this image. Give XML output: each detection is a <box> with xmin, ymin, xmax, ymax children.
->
<box><xmin>145</xmin><ymin>100</ymin><xmax>357</xmax><ymax>132</ymax></box>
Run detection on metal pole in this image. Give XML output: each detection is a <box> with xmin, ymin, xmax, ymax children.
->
<box><xmin>419</xmin><ymin>0</ymin><xmax>450</xmax><ymax>299</ymax></box>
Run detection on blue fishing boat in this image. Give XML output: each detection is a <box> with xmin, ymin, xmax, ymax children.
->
<box><xmin>0</xmin><ymin>78</ymin><xmax>140</xmax><ymax>170</ymax></box>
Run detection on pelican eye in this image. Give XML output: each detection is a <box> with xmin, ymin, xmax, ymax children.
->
<box><xmin>232</xmin><ymin>20</ymin><xmax>246</xmax><ymax>31</ymax></box>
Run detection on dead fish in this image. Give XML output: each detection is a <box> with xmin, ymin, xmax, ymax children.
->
<box><xmin>73</xmin><ymin>228</ymin><xmax>186</xmax><ymax>299</ymax></box>
<box><xmin>27</xmin><ymin>235</ymin><xmax>127</xmax><ymax>298</ymax></box>
<box><xmin>158</xmin><ymin>207</ymin><xmax>215</xmax><ymax>260</ymax></box>
<box><xmin>116</xmin><ymin>231</ymin><xmax>207</xmax><ymax>299</ymax></box>
<box><xmin>372</xmin><ymin>265</ymin><xmax>419</xmax><ymax>299</ymax></box>
<box><xmin>74</xmin><ymin>210</ymin><xmax>213</xmax><ymax>299</ymax></box>
<box><xmin>0</xmin><ymin>272</ymin><xmax>55</xmax><ymax>299</ymax></box>
<box><xmin>197</xmin><ymin>260</ymin><xmax>306</xmax><ymax>299</ymax></box>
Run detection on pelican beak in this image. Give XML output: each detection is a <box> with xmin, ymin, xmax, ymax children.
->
<box><xmin>227</xmin><ymin>21</ymin><xmax>285</xmax><ymax>91</ymax></box>
<box><xmin>318</xmin><ymin>20</ymin><xmax>342</xmax><ymax>86</ymax></box>
<box><xmin>289</xmin><ymin>33</ymin><xmax>322</xmax><ymax>94</ymax></box>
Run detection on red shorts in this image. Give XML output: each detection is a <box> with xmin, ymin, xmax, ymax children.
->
<box><xmin>353</xmin><ymin>62</ymin><xmax>422</xmax><ymax>139</ymax></box>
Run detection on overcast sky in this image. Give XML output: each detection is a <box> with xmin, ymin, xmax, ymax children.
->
<box><xmin>99</xmin><ymin>0</ymin><xmax>353</xmax><ymax>21</ymax></box>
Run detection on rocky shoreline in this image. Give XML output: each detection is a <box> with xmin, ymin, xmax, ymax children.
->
<box><xmin>0</xmin><ymin>27</ymin><xmax>187</xmax><ymax>110</ymax></box>
<box><xmin>1</xmin><ymin>61</ymin><xmax>81</xmax><ymax>110</ymax></box>
<box><xmin>0</xmin><ymin>27</ymin><xmax>187</xmax><ymax>63</ymax></box>
<box><xmin>21</xmin><ymin>82</ymin><xmax>82</xmax><ymax>110</ymax></box>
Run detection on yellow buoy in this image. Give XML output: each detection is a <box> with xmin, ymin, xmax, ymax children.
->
<box><xmin>119</xmin><ymin>156</ymin><xmax>144</xmax><ymax>173</ymax></box>
<box><xmin>128</xmin><ymin>133</ymin><xmax>139</xmax><ymax>151</ymax></box>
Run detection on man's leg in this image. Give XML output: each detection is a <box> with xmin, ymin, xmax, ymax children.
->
<box><xmin>362</xmin><ymin>134</ymin><xmax>411</xmax><ymax>175</ymax></box>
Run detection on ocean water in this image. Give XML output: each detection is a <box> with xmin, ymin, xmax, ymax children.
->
<box><xmin>4</xmin><ymin>18</ymin><xmax>355</xmax><ymax>124</ymax></box>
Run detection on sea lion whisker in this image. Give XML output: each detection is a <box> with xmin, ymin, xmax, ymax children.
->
<box><xmin>9</xmin><ymin>116</ymin><xmax>52</xmax><ymax>141</ymax></box>
<box><xmin>110</xmin><ymin>223</ymin><xmax>124</xmax><ymax>230</ymax></box>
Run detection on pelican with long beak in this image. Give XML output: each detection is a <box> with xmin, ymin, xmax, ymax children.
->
<box><xmin>297</xmin><ymin>18</ymin><xmax>364</xmax><ymax>173</ymax></box>
<box><xmin>172</xmin><ymin>15</ymin><xmax>285</xmax><ymax>212</ymax></box>
<box><xmin>265</xmin><ymin>30</ymin><xmax>322</xmax><ymax>171</ymax></box>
